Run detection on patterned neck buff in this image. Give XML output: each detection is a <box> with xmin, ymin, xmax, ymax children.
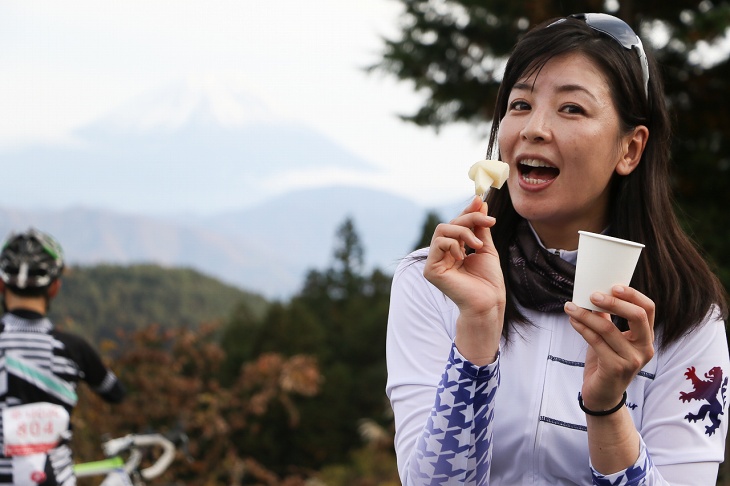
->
<box><xmin>508</xmin><ymin>219</ymin><xmax>576</xmax><ymax>313</ymax></box>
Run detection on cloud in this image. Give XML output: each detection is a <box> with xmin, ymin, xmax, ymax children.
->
<box><xmin>0</xmin><ymin>0</ymin><xmax>484</xmax><ymax>210</ymax></box>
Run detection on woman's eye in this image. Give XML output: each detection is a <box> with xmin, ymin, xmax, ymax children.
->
<box><xmin>561</xmin><ymin>104</ymin><xmax>584</xmax><ymax>114</ymax></box>
<box><xmin>509</xmin><ymin>100</ymin><xmax>530</xmax><ymax>111</ymax></box>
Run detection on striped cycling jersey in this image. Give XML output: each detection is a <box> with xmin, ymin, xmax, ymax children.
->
<box><xmin>0</xmin><ymin>311</ymin><xmax>123</xmax><ymax>485</ymax></box>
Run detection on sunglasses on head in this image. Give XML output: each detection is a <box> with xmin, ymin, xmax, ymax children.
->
<box><xmin>549</xmin><ymin>13</ymin><xmax>649</xmax><ymax>99</ymax></box>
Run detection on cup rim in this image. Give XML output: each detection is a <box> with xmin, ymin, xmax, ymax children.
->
<box><xmin>578</xmin><ymin>230</ymin><xmax>645</xmax><ymax>248</ymax></box>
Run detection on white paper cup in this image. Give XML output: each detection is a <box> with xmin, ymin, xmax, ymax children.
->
<box><xmin>572</xmin><ymin>231</ymin><xmax>645</xmax><ymax>312</ymax></box>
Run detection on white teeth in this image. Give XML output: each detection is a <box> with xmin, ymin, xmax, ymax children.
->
<box><xmin>520</xmin><ymin>159</ymin><xmax>554</xmax><ymax>168</ymax></box>
<box><xmin>522</xmin><ymin>176</ymin><xmax>547</xmax><ymax>184</ymax></box>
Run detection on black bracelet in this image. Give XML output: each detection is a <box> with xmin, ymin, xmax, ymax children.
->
<box><xmin>578</xmin><ymin>391</ymin><xmax>627</xmax><ymax>416</ymax></box>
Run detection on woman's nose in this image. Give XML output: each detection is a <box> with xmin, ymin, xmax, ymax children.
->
<box><xmin>520</xmin><ymin>111</ymin><xmax>551</xmax><ymax>142</ymax></box>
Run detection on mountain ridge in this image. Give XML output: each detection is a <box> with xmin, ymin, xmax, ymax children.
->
<box><xmin>0</xmin><ymin>185</ymin><xmax>461</xmax><ymax>299</ymax></box>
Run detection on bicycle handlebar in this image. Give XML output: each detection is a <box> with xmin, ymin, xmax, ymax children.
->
<box><xmin>86</xmin><ymin>433</ymin><xmax>176</xmax><ymax>480</ymax></box>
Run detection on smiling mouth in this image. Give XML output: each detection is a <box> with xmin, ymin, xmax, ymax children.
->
<box><xmin>519</xmin><ymin>159</ymin><xmax>560</xmax><ymax>184</ymax></box>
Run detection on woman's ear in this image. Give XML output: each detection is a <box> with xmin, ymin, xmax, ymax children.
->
<box><xmin>616</xmin><ymin>125</ymin><xmax>649</xmax><ymax>176</ymax></box>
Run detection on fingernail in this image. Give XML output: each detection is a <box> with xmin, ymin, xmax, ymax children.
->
<box><xmin>591</xmin><ymin>293</ymin><xmax>604</xmax><ymax>303</ymax></box>
<box><xmin>612</xmin><ymin>285</ymin><xmax>624</xmax><ymax>294</ymax></box>
<box><xmin>564</xmin><ymin>302</ymin><xmax>577</xmax><ymax>312</ymax></box>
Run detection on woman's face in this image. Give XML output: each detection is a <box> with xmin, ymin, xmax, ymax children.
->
<box><xmin>497</xmin><ymin>52</ymin><xmax>640</xmax><ymax>250</ymax></box>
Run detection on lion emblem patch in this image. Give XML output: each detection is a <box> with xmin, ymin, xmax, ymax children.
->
<box><xmin>679</xmin><ymin>366</ymin><xmax>728</xmax><ymax>436</ymax></box>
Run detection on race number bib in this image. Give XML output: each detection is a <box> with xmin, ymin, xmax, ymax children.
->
<box><xmin>2</xmin><ymin>403</ymin><xmax>69</xmax><ymax>456</ymax></box>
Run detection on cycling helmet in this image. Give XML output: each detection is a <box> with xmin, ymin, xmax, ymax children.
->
<box><xmin>0</xmin><ymin>228</ymin><xmax>65</xmax><ymax>289</ymax></box>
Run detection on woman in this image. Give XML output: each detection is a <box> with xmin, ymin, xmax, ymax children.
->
<box><xmin>386</xmin><ymin>13</ymin><xmax>729</xmax><ymax>485</ymax></box>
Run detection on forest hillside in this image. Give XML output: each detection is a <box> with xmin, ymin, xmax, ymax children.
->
<box><xmin>49</xmin><ymin>264</ymin><xmax>268</xmax><ymax>342</ymax></box>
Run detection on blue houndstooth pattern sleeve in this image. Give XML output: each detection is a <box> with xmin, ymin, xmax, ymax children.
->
<box><xmin>407</xmin><ymin>342</ymin><xmax>500</xmax><ymax>485</ymax></box>
<box><xmin>591</xmin><ymin>438</ymin><xmax>668</xmax><ymax>486</ymax></box>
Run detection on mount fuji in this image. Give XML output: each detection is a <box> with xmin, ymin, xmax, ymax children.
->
<box><xmin>1</xmin><ymin>76</ymin><xmax>377</xmax><ymax>216</ymax></box>
<box><xmin>0</xmin><ymin>77</ymin><xmax>462</xmax><ymax>297</ymax></box>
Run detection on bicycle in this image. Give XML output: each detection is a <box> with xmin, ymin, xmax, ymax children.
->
<box><xmin>73</xmin><ymin>433</ymin><xmax>178</xmax><ymax>486</ymax></box>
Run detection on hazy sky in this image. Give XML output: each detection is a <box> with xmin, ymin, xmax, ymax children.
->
<box><xmin>0</xmin><ymin>1</ymin><xmax>488</xmax><ymax>211</ymax></box>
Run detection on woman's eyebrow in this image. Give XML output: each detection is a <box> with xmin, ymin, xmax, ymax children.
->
<box><xmin>555</xmin><ymin>83</ymin><xmax>598</xmax><ymax>101</ymax></box>
<box><xmin>512</xmin><ymin>81</ymin><xmax>599</xmax><ymax>102</ymax></box>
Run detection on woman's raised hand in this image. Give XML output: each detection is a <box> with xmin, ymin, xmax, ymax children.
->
<box><xmin>565</xmin><ymin>286</ymin><xmax>656</xmax><ymax>411</ymax></box>
<box><xmin>423</xmin><ymin>196</ymin><xmax>506</xmax><ymax>365</ymax></box>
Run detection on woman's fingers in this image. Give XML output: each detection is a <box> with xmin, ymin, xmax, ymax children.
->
<box><xmin>449</xmin><ymin>204</ymin><xmax>493</xmax><ymax>229</ymax></box>
<box><xmin>424</xmin><ymin>197</ymin><xmax>500</xmax><ymax>285</ymax></box>
<box><xmin>564</xmin><ymin>286</ymin><xmax>657</xmax><ymax>392</ymax></box>
<box><xmin>565</xmin><ymin>303</ymin><xmax>628</xmax><ymax>359</ymax></box>
<box><xmin>429</xmin><ymin>235</ymin><xmax>466</xmax><ymax>264</ymax></box>
<box><xmin>566</xmin><ymin>286</ymin><xmax>655</xmax><ymax>349</ymax></box>
<box><xmin>426</xmin><ymin>212</ymin><xmax>496</xmax><ymax>273</ymax></box>
<box><xmin>436</xmin><ymin>210</ymin><xmax>495</xmax><ymax>248</ymax></box>
<box><xmin>449</xmin><ymin>198</ymin><xmax>496</xmax><ymax>252</ymax></box>
<box><xmin>588</xmin><ymin>286</ymin><xmax>656</xmax><ymax>345</ymax></box>
<box><xmin>432</xmin><ymin>221</ymin><xmax>485</xmax><ymax>250</ymax></box>
<box><xmin>457</xmin><ymin>195</ymin><xmax>485</xmax><ymax>216</ymax></box>
<box><xmin>470</xmin><ymin>200</ymin><xmax>498</xmax><ymax>255</ymax></box>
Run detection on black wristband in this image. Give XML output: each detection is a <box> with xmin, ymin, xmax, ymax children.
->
<box><xmin>578</xmin><ymin>391</ymin><xmax>627</xmax><ymax>416</ymax></box>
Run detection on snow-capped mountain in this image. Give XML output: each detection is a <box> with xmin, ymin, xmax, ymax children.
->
<box><xmin>94</xmin><ymin>76</ymin><xmax>278</xmax><ymax>134</ymax></box>
<box><xmin>0</xmin><ymin>77</ymin><xmax>464</xmax><ymax>297</ymax></box>
<box><xmin>1</xmin><ymin>77</ymin><xmax>376</xmax><ymax>215</ymax></box>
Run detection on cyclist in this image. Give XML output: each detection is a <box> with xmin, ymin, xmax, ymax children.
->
<box><xmin>0</xmin><ymin>228</ymin><xmax>126</xmax><ymax>485</ymax></box>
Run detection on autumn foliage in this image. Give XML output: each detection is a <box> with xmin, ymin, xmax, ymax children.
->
<box><xmin>73</xmin><ymin>323</ymin><xmax>323</xmax><ymax>485</ymax></box>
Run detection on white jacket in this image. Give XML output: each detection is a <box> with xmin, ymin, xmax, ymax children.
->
<box><xmin>386</xmin><ymin>248</ymin><xmax>729</xmax><ymax>485</ymax></box>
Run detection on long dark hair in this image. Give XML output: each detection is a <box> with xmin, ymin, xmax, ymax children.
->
<box><xmin>487</xmin><ymin>17</ymin><xmax>727</xmax><ymax>348</ymax></box>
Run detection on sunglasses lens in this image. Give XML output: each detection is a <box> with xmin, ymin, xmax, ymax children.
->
<box><xmin>561</xmin><ymin>13</ymin><xmax>649</xmax><ymax>98</ymax></box>
<box><xmin>579</xmin><ymin>13</ymin><xmax>639</xmax><ymax>50</ymax></box>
